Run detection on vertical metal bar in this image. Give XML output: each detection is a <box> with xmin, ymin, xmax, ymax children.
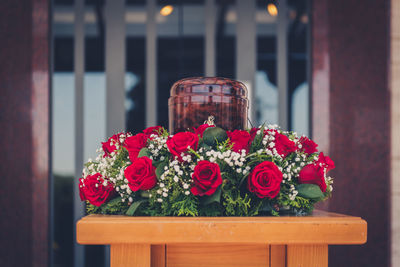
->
<box><xmin>73</xmin><ymin>0</ymin><xmax>85</xmax><ymax>266</ymax></box>
<box><xmin>277</xmin><ymin>0</ymin><xmax>288</xmax><ymax>130</ymax></box>
<box><xmin>146</xmin><ymin>0</ymin><xmax>157</xmax><ymax>127</ymax></box>
<box><xmin>49</xmin><ymin>1</ymin><xmax>54</xmax><ymax>266</ymax></box>
<box><xmin>306</xmin><ymin>0</ymin><xmax>311</xmax><ymax>137</ymax></box>
<box><xmin>205</xmin><ymin>0</ymin><xmax>216</xmax><ymax>76</ymax></box>
<box><xmin>236</xmin><ymin>0</ymin><xmax>256</xmax><ymax>124</ymax></box>
<box><xmin>105</xmin><ymin>0</ymin><xmax>126</xmax><ymax>137</ymax></box>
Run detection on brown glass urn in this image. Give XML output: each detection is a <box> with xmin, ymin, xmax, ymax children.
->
<box><xmin>168</xmin><ymin>77</ymin><xmax>249</xmax><ymax>133</ymax></box>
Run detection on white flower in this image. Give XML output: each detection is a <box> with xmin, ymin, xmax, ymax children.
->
<box><xmin>162</xmin><ymin>192</ymin><xmax>168</xmax><ymax>197</ymax></box>
<box><xmin>185</xmin><ymin>191</ymin><xmax>190</xmax><ymax>195</ymax></box>
<box><xmin>173</xmin><ymin>176</ymin><xmax>179</xmax><ymax>182</ymax></box>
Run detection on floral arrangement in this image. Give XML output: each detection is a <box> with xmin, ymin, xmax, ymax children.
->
<box><xmin>79</xmin><ymin>122</ymin><xmax>335</xmax><ymax>216</ymax></box>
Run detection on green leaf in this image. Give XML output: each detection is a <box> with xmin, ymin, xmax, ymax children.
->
<box><xmin>125</xmin><ymin>199</ymin><xmax>148</xmax><ymax>216</ymax></box>
<box><xmin>296</xmin><ymin>184</ymin><xmax>324</xmax><ymax>199</ymax></box>
<box><xmin>249</xmin><ymin>126</ymin><xmax>265</xmax><ymax>153</ymax></box>
<box><xmin>203</xmin><ymin>127</ymin><xmax>228</xmax><ymax>147</ymax></box>
<box><xmin>138</xmin><ymin>148</ymin><xmax>151</xmax><ymax>158</ymax></box>
<box><xmin>238</xmin><ymin>172</ymin><xmax>250</xmax><ymax>187</ymax></box>
<box><xmin>202</xmin><ymin>186</ymin><xmax>222</xmax><ymax>205</ymax></box>
<box><xmin>155</xmin><ymin>161</ymin><xmax>169</xmax><ymax>178</ymax></box>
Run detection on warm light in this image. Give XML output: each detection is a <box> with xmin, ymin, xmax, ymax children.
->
<box><xmin>160</xmin><ymin>5</ymin><xmax>174</xmax><ymax>16</ymax></box>
<box><xmin>267</xmin><ymin>3</ymin><xmax>278</xmax><ymax>17</ymax></box>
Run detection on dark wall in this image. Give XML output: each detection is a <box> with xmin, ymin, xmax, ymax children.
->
<box><xmin>312</xmin><ymin>0</ymin><xmax>390</xmax><ymax>266</ymax></box>
<box><xmin>0</xmin><ymin>0</ymin><xmax>50</xmax><ymax>266</ymax></box>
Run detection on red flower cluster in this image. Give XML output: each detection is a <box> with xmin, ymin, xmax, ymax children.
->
<box><xmin>143</xmin><ymin>126</ymin><xmax>163</xmax><ymax>137</ymax></box>
<box><xmin>124</xmin><ymin>156</ymin><xmax>157</xmax><ymax>191</ymax></box>
<box><xmin>79</xmin><ymin>173</ymin><xmax>115</xmax><ymax>206</ymax></box>
<box><xmin>247</xmin><ymin>161</ymin><xmax>283</xmax><ymax>199</ymax></box>
<box><xmin>83</xmin><ymin>124</ymin><xmax>334</xmax><ymax>216</ymax></box>
<box><xmin>102</xmin><ymin>133</ymin><xmax>123</xmax><ymax>158</ymax></box>
<box><xmin>124</xmin><ymin>126</ymin><xmax>164</xmax><ymax>161</ymax></box>
<box><xmin>227</xmin><ymin>130</ymin><xmax>251</xmax><ymax>153</ymax></box>
<box><xmin>167</xmin><ymin>132</ymin><xmax>199</xmax><ymax>161</ymax></box>
<box><xmin>191</xmin><ymin>160</ymin><xmax>222</xmax><ymax>196</ymax></box>
<box><xmin>124</xmin><ymin>133</ymin><xmax>148</xmax><ymax>160</ymax></box>
<box><xmin>274</xmin><ymin>132</ymin><xmax>297</xmax><ymax>158</ymax></box>
<box><xmin>299</xmin><ymin>136</ymin><xmax>318</xmax><ymax>155</ymax></box>
<box><xmin>298</xmin><ymin>152</ymin><xmax>335</xmax><ymax>192</ymax></box>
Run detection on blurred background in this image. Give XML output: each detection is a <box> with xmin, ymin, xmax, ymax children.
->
<box><xmin>53</xmin><ymin>0</ymin><xmax>309</xmax><ymax>265</ymax></box>
<box><xmin>0</xmin><ymin>0</ymin><xmax>396</xmax><ymax>266</ymax></box>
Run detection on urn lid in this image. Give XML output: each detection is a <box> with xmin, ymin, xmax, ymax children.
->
<box><xmin>170</xmin><ymin>77</ymin><xmax>248</xmax><ymax>98</ymax></box>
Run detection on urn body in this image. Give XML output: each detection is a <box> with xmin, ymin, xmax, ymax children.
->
<box><xmin>168</xmin><ymin>77</ymin><xmax>249</xmax><ymax>133</ymax></box>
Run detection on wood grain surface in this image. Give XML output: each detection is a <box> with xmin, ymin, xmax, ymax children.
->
<box><xmin>166</xmin><ymin>244</ymin><xmax>269</xmax><ymax>267</ymax></box>
<box><xmin>111</xmin><ymin>244</ymin><xmax>150</xmax><ymax>267</ymax></box>
<box><xmin>77</xmin><ymin>211</ymin><xmax>367</xmax><ymax>245</ymax></box>
<box><xmin>287</xmin><ymin>245</ymin><xmax>328</xmax><ymax>267</ymax></box>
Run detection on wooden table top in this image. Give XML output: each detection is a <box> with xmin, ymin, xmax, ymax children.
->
<box><xmin>77</xmin><ymin>210</ymin><xmax>367</xmax><ymax>245</ymax></box>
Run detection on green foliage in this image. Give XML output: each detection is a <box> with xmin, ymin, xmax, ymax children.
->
<box><xmin>201</xmin><ymin>186</ymin><xmax>222</xmax><ymax>205</ymax></box>
<box><xmin>203</xmin><ymin>127</ymin><xmax>228</xmax><ymax>147</ymax></box>
<box><xmin>296</xmin><ymin>184</ymin><xmax>324</xmax><ymax>200</ymax></box>
<box><xmin>86</xmin><ymin>203</ymin><xmax>101</xmax><ymax>214</ymax></box>
<box><xmin>171</xmin><ymin>194</ymin><xmax>199</xmax><ymax>216</ymax></box>
<box><xmin>138</xmin><ymin>148</ymin><xmax>151</xmax><ymax>158</ymax></box>
<box><xmin>86</xmin><ymin>197</ymin><xmax>130</xmax><ymax>215</ymax></box>
<box><xmin>249</xmin><ymin>126</ymin><xmax>265</xmax><ymax>153</ymax></box>
<box><xmin>155</xmin><ymin>161</ymin><xmax>168</xmax><ymax>178</ymax></box>
<box><xmin>199</xmin><ymin>202</ymin><xmax>223</xmax><ymax>216</ymax></box>
<box><xmin>126</xmin><ymin>199</ymin><xmax>148</xmax><ymax>216</ymax></box>
<box><xmin>222</xmin><ymin>187</ymin><xmax>252</xmax><ymax>216</ymax></box>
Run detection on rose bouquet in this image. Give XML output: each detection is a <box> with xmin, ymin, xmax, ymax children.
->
<box><xmin>79</xmin><ymin>123</ymin><xmax>334</xmax><ymax>216</ymax></box>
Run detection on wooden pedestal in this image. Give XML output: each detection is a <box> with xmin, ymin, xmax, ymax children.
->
<box><xmin>77</xmin><ymin>210</ymin><xmax>367</xmax><ymax>267</ymax></box>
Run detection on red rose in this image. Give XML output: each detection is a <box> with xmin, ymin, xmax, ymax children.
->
<box><xmin>299</xmin><ymin>136</ymin><xmax>318</xmax><ymax>155</ymax></box>
<box><xmin>191</xmin><ymin>160</ymin><xmax>222</xmax><ymax>196</ymax></box>
<box><xmin>143</xmin><ymin>126</ymin><xmax>163</xmax><ymax>137</ymax></box>
<box><xmin>193</xmin><ymin>124</ymin><xmax>215</xmax><ymax>137</ymax></box>
<box><xmin>124</xmin><ymin>156</ymin><xmax>157</xmax><ymax>191</ymax></box>
<box><xmin>227</xmin><ymin>130</ymin><xmax>251</xmax><ymax>153</ymax></box>
<box><xmin>274</xmin><ymin>132</ymin><xmax>297</xmax><ymax>158</ymax></box>
<box><xmin>248</xmin><ymin>161</ymin><xmax>283</xmax><ymax>199</ymax></box>
<box><xmin>102</xmin><ymin>133</ymin><xmax>123</xmax><ymax>157</ymax></box>
<box><xmin>298</xmin><ymin>163</ymin><xmax>327</xmax><ymax>192</ymax></box>
<box><xmin>124</xmin><ymin>133</ymin><xmax>148</xmax><ymax>161</ymax></box>
<box><xmin>317</xmin><ymin>152</ymin><xmax>335</xmax><ymax>171</ymax></box>
<box><xmin>79</xmin><ymin>173</ymin><xmax>115</xmax><ymax>207</ymax></box>
<box><xmin>166</xmin><ymin>132</ymin><xmax>199</xmax><ymax>161</ymax></box>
